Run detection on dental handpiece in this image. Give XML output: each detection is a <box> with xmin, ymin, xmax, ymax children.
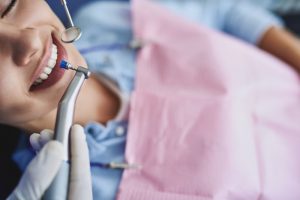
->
<box><xmin>43</xmin><ymin>60</ymin><xmax>91</xmax><ymax>200</ymax></box>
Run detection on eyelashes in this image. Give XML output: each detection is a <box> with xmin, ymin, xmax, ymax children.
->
<box><xmin>1</xmin><ymin>0</ymin><xmax>17</xmax><ymax>18</ymax></box>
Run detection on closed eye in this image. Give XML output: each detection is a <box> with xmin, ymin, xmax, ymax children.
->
<box><xmin>1</xmin><ymin>0</ymin><xmax>17</xmax><ymax>18</ymax></box>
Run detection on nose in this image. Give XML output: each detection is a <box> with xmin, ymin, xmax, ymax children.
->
<box><xmin>0</xmin><ymin>25</ymin><xmax>42</xmax><ymax>66</ymax></box>
<box><xmin>13</xmin><ymin>28</ymin><xmax>42</xmax><ymax>66</ymax></box>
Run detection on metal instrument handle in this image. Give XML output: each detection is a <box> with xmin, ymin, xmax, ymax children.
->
<box><xmin>43</xmin><ymin>70</ymin><xmax>87</xmax><ymax>200</ymax></box>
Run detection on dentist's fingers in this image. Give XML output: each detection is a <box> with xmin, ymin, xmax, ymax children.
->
<box><xmin>8</xmin><ymin>141</ymin><xmax>64</xmax><ymax>200</ymax></box>
<box><xmin>30</xmin><ymin>133</ymin><xmax>42</xmax><ymax>151</ymax></box>
<box><xmin>39</xmin><ymin>129</ymin><xmax>54</xmax><ymax>146</ymax></box>
<box><xmin>30</xmin><ymin>129</ymin><xmax>54</xmax><ymax>152</ymax></box>
<box><xmin>68</xmin><ymin>124</ymin><xmax>92</xmax><ymax>200</ymax></box>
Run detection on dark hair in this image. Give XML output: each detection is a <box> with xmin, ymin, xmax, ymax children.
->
<box><xmin>0</xmin><ymin>124</ymin><xmax>22</xmax><ymax>199</ymax></box>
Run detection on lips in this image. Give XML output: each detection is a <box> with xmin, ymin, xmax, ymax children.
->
<box><xmin>30</xmin><ymin>34</ymin><xmax>68</xmax><ymax>91</ymax></box>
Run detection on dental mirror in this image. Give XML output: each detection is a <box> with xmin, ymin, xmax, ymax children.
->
<box><xmin>61</xmin><ymin>26</ymin><xmax>82</xmax><ymax>43</ymax></box>
<box><xmin>61</xmin><ymin>0</ymin><xmax>82</xmax><ymax>43</ymax></box>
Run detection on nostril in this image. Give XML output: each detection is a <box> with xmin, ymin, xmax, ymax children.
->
<box><xmin>13</xmin><ymin>28</ymin><xmax>42</xmax><ymax>66</ymax></box>
<box><xmin>13</xmin><ymin>44</ymin><xmax>39</xmax><ymax>66</ymax></box>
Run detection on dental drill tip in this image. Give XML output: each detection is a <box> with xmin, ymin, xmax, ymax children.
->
<box><xmin>60</xmin><ymin>60</ymin><xmax>71</xmax><ymax>69</ymax></box>
<box><xmin>60</xmin><ymin>60</ymin><xmax>91</xmax><ymax>79</ymax></box>
<box><xmin>60</xmin><ymin>60</ymin><xmax>77</xmax><ymax>71</ymax></box>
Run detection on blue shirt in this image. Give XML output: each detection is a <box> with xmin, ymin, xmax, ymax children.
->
<box><xmin>13</xmin><ymin>1</ymin><xmax>283</xmax><ymax>199</ymax></box>
<box><xmin>155</xmin><ymin>0</ymin><xmax>283</xmax><ymax>44</ymax></box>
<box><xmin>246</xmin><ymin>0</ymin><xmax>300</xmax><ymax>13</ymax></box>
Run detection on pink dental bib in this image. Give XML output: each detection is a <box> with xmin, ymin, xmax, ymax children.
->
<box><xmin>117</xmin><ymin>1</ymin><xmax>300</xmax><ymax>199</ymax></box>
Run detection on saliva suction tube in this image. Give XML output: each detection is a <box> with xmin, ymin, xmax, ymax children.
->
<box><xmin>42</xmin><ymin>60</ymin><xmax>90</xmax><ymax>200</ymax></box>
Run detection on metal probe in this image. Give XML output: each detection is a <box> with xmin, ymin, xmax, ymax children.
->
<box><xmin>60</xmin><ymin>0</ymin><xmax>82</xmax><ymax>43</ymax></box>
<box><xmin>43</xmin><ymin>60</ymin><xmax>91</xmax><ymax>200</ymax></box>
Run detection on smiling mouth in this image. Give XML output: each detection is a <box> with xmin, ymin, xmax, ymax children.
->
<box><xmin>30</xmin><ymin>35</ymin><xmax>68</xmax><ymax>91</ymax></box>
<box><xmin>32</xmin><ymin>44</ymin><xmax>57</xmax><ymax>85</ymax></box>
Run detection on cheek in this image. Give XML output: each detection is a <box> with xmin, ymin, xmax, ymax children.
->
<box><xmin>0</xmin><ymin>95</ymin><xmax>34</xmax><ymax>124</ymax></box>
<box><xmin>66</xmin><ymin>45</ymin><xmax>87</xmax><ymax>68</ymax></box>
<box><xmin>0</xmin><ymin>77</ymin><xmax>56</xmax><ymax>125</ymax></box>
<box><xmin>0</xmin><ymin>94</ymin><xmax>57</xmax><ymax>125</ymax></box>
<box><xmin>14</xmin><ymin>1</ymin><xmax>54</xmax><ymax>24</ymax></box>
<box><xmin>10</xmin><ymin>0</ymin><xmax>65</xmax><ymax>34</ymax></box>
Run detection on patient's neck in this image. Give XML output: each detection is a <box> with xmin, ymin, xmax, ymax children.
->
<box><xmin>75</xmin><ymin>75</ymin><xmax>120</xmax><ymax>125</ymax></box>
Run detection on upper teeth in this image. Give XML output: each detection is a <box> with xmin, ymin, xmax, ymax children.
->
<box><xmin>33</xmin><ymin>44</ymin><xmax>58</xmax><ymax>85</ymax></box>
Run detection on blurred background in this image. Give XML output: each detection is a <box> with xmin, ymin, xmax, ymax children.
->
<box><xmin>46</xmin><ymin>0</ymin><xmax>300</xmax><ymax>35</ymax></box>
<box><xmin>1</xmin><ymin>0</ymin><xmax>300</xmax><ymax>199</ymax></box>
<box><xmin>250</xmin><ymin>0</ymin><xmax>300</xmax><ymax>35</ymax></box>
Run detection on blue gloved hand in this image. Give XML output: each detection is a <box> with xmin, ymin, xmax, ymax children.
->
<box><xmin>7</xmin><ymin>125</ymin><xmax>92</xmax><ymax>200</ymax></box>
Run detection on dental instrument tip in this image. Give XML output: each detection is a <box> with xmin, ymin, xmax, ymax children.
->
<box><xmin>60</xmin><ymin>60</ymin><xmax>73</xmax><ymax>70</ymax></box>
<box><xmin>60</xmin><ymin>60</ymin><xmax>91</xmax><ymax>79</ymax></box>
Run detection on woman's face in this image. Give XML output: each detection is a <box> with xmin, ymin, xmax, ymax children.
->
<box><xmin>0</xmin><ymin>0</ymin><xmax>86</xmax><ymax>129</ymax></box>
